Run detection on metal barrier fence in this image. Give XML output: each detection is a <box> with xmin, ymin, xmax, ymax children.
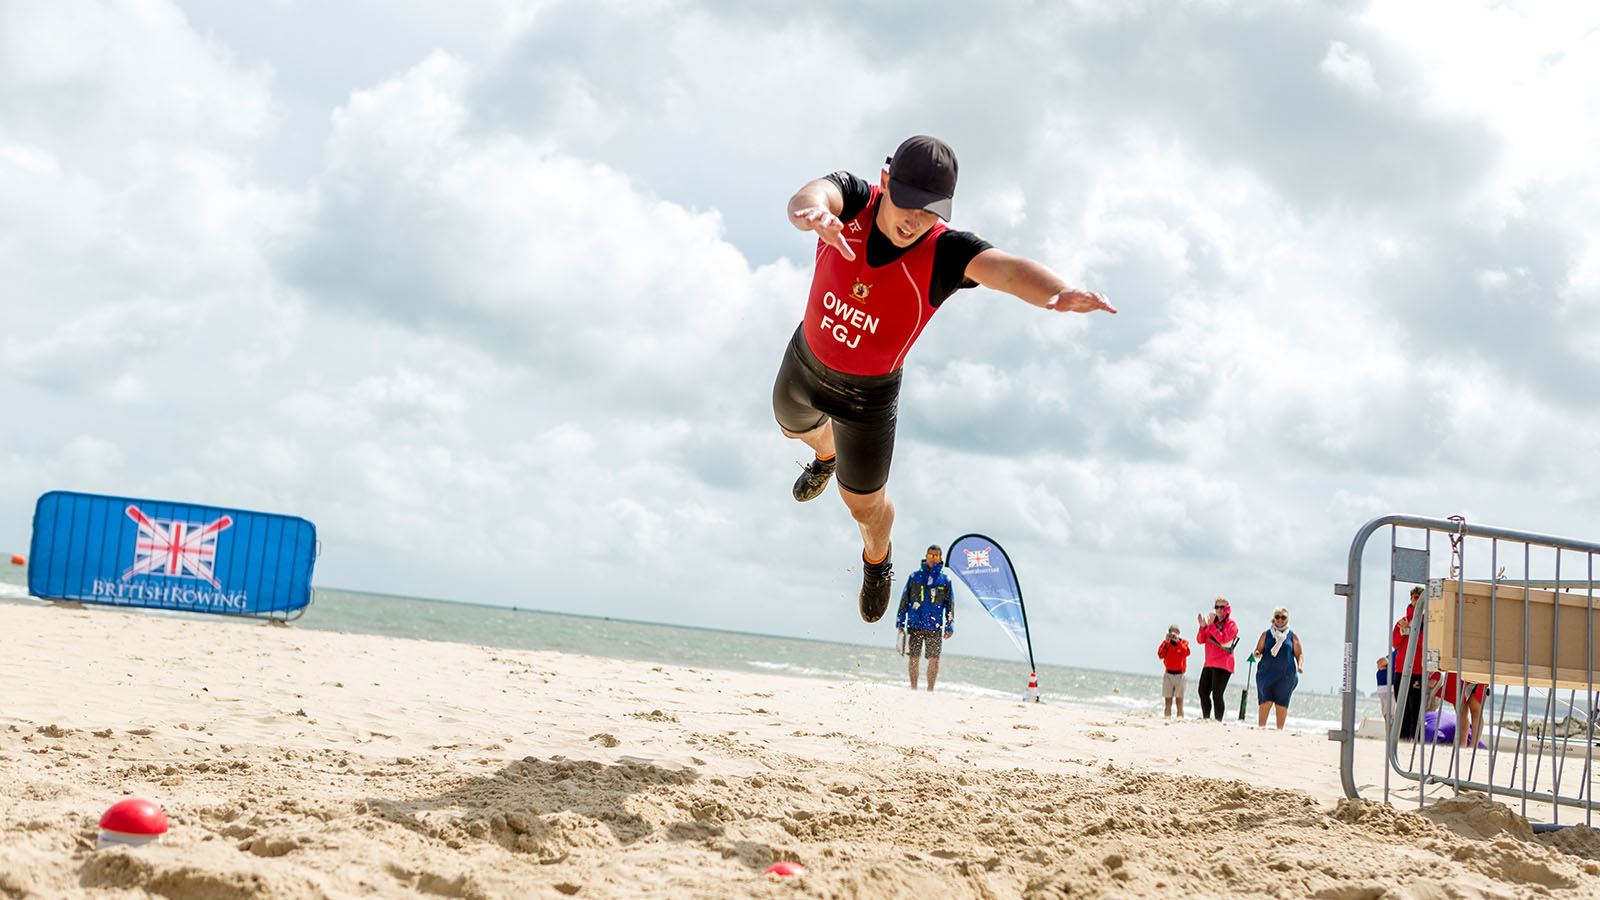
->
<box><xmin>1332</xmin><ymin>515</ymin><xmax>1600</xmax><ymax>828</ymax></box>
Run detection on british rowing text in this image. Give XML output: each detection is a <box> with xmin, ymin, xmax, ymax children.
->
<box><xmin>92</xmin><ymin>579</ymin><xmax>250</xmax><ymax>610</ymax></box>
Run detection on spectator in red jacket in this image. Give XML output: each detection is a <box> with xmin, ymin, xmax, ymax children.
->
<box><xmin>1391</xmin><ymin>586</ymin><xmax>1427</xmax><ymax>740</ymax></box>
<box><xmin>1196</xmin><ymin>597</ymin><xmax>1240</xmax><ymax>721</ymax></box>
<box><xmin>1157</xmin><ymin>624</ymin><xmax>1191</xmax><ymax>718</ymax></box>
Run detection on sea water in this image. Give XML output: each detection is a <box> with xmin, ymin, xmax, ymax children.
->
<box><xmin>0</xmin><ymin>565</ymin><xmax>1377</xmax><ymax>733</ymax></box>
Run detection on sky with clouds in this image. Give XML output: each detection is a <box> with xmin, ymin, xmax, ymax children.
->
<box><xmin>4</xmin><ymin>0</ymin><xmax>1599</xmax><ymax>690</ymax></box>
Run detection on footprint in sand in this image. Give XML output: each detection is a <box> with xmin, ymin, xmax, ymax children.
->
<box><xmin>588</xmin><ymin>733</ymin><xmax>621</xmax><ymax>748</ymax></box>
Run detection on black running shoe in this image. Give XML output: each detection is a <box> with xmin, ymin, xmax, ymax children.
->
<box><xmin>791</xmin><ymin>456</ymin><xmax>836</xmax><ymax>502</ymax></box>
<box><xmin>858</xmin><ymin>544</ymin><xmax>893</xmax><ymax>623</ymax></box>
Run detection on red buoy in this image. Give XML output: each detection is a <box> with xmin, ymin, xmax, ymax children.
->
<box><xmin>7</xmin><ymin>554</ymin><xmax>23</xmax><ymax>566</ymax></box>
<box><xmin>98</xmin><ymin>798</ymin><xmax>168</xmax><ymax>849</ymax></box>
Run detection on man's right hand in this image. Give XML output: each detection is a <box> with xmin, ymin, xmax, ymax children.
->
<box><xmin>791</xmin><ymin>207</ymin><xmax>856</xmax><ymax>261</ymax></box>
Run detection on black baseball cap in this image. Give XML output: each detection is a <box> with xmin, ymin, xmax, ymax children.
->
<box><xmin>885</xmin><ymin>135</ymin><xmax>957</xmax><ymax>221</ymax></box>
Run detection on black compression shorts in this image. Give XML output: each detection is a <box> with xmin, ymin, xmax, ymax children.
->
<box><xmin>771</xmin><ymin>325</ymin><xmax>902</xmax><ymax>495</ymax></box>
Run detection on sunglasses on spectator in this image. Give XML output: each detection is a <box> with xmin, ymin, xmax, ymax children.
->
<box><xmin>1273</xmin><ymin>614</ymin><xmax>1287</xmax><ymax>620</ymax></box>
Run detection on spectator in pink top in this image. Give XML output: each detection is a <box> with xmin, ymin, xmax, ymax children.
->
<box><xmin>1195</xmin><ymin>596</ymin><xmax>1240</xmax><ymax>721</ymax></box>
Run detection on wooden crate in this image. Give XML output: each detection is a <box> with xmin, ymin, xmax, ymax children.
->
<box><xmin>1425</xmin><ymin>579</ymin><xmax>1600</xmax><ymax>691</ymax></box>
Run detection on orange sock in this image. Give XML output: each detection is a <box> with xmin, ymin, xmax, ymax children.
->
<box><xmin>864</xmin><ymin>548</ymin><xmax>888</xmax><ymax>565</ymax></box>
<box><xmin>817</xmin><ymin>452</ymin><xmax>835</xmax><ymax>462</ymax></box>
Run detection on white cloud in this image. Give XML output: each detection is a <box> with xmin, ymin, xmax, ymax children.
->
<box><xmin>0</xmin><ymin>0</ymin><xmax>277</xmax><ymax>151</ymax></box>
<box><xmin>286</xmin><ymin>49</ymin><xmax>806</xmax><ymax>412</ymax></box>
<box><xmin>5</xmin><ymin>0</ymin><xmax>1600</xmax><ymax>692</ymax></box>
<box><xmin>1319</xmin><ymin>40</ymin><xmax>1380</xmax><ymax>97</ymax></box>
<box><xmin>971</xmin><ymin>184</ymin><xmax>1028</xmax><ymax>231</ymax></box>
<box><xmin>61</xmin><ymin>435</ymin><xmax>124</xmax><ymax>477</ymax></box>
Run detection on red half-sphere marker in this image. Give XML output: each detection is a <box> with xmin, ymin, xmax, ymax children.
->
<box><xmin>98</xmin><ymin>798</ymin><xmax>168</xmax><ymax>849</ymax></box>
<box><xmin>765</xmin><ymin>862</ymin><xmax>807</xmax><ymax>877</ymax></box>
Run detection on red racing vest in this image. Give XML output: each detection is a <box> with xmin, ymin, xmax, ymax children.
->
<box><xmin>802</xmin><ymin>186</ymin><xmax>948</xmax><ymax>376</ymax></box>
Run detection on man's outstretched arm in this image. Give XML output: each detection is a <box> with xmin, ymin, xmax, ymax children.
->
<box><xmin>787</xmin><ymin>178</ymin><xmax>856</xmax><ymax>261</ymax></box>
<box><xmin>965</xmin><ymin>248</ymin><xmax>1116</xmax><ymax>314</ymax></box>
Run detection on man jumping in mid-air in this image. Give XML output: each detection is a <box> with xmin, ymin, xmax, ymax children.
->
<box><xmin>772</xmin><ymin>135</ymin><xmax>1116</xmax><ymax>622</ymax></box>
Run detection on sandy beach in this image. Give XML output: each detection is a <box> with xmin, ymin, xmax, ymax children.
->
<box><xmin>2</xmin><ymin>602</ymin><xmax>1599</xmax><ymax>899</ymax></box>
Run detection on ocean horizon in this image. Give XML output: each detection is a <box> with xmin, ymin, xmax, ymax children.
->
<box><xmin>0</xmin><ymin>564</ymin><xmax>1377</xmax><ymax>733</ymax></box>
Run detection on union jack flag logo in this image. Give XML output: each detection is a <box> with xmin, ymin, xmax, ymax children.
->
<box><xmin>964</xmin><ymin>547</ymin><xmax>992</xmax><ymax>568</ymax></box>
<box><xmin>120</xmin><ymin>505</ymin><xmax>233</xmax><ymax>588</ymax></box>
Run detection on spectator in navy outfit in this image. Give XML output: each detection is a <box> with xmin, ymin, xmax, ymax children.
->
<box><xmin>895</xmin><ymin>545</ymin><xmax>954</xmax><ymax>691</ymax></box>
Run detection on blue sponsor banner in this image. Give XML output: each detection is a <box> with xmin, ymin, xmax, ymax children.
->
<box><xmin>947</xmin><ymin>533</ymin><xmax>1034</xmax><ymax>671</ymax></box>
<box><xmin>29</xmin><ymin>491</ymin><xmax>317</xmax><ymax>618</ymax></box>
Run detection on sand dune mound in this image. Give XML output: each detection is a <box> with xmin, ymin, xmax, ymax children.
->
<box><xmin>7</xmin><ymin>732</ymin><xmax>1600</xmax><ymax>899</ymax></box>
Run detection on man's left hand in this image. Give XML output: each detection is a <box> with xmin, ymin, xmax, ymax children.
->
<box><xmin>1045</xmin><ymin>289</ymin><xmax>1116</xmax><ymax>314</ymax></box>
<box><xmin>945</xmin><ymin>629</ymin><xmax>954</xmax><ymax>638</ymax></box>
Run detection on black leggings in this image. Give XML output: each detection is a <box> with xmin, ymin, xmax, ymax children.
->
<box><xmin>1198</xmin><ymin>666</ymin><xmax>1232</xmax><ymax>721</ymax></box>
<box><xmin>1392</xmin><ymin>673</ymin><xmax>1425</xmax><ymax>739</ymax></box>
